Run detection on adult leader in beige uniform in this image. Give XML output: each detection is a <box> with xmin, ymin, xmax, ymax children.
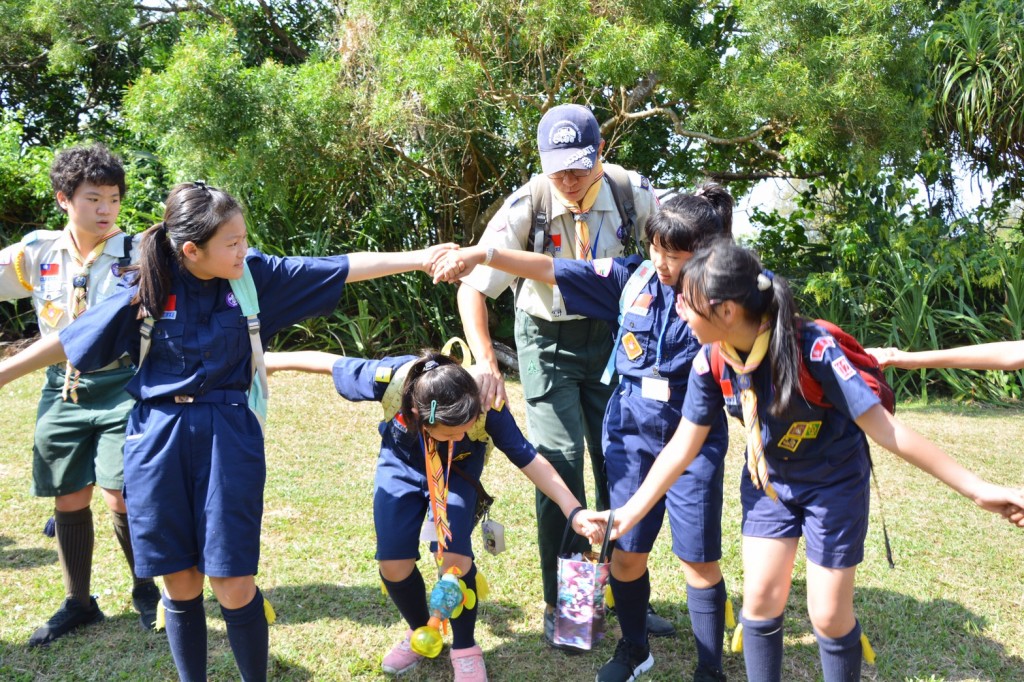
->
<box><xmin>456</xmin><ymin>104</ymin><xmax>671</xmax><ymax>648</ymax></box>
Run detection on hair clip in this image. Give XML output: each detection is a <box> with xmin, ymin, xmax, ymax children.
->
<box><xmin>756</xmin><ymin>270</ymin><xmax>774</xmax><ymax>291</ymax></box>
<box><xmin>428</xmin><ymin>399</ymin><xmax>437</xmax><ymax>424</ymax></box>
<box><xmin>424</xmin><ymin>360</ymin><xmax>439</xmax><ymax>372</ymax></box>
<box><xmin>193</xmin><ymin>180</ymin><xmax>209</xmax><ymax>190</ymax></box>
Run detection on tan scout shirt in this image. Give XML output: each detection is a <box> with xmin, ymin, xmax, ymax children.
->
<box><xmin>461</xmin><ymin>170</ymin><xmax>659</xmax><ymax>321</ymax></box>
<box><xmin>0</xmin><ymin>229</ymin><xmax>140</xmax><ymax>337</ymax></box>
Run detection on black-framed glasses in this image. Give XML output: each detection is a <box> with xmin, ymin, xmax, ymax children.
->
<box><xmin>548</xmin><ymin>168</ymin><xmax>592</xmax><ymax>180</ymax></box>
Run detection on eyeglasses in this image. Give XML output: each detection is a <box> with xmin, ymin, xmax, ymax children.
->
<box><xmin>548</xmin><ymin>168</ymin><xmax>592</xmax><ymax>180</ymax></box>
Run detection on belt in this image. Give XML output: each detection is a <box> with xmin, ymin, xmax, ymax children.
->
<box><xmin>150</xmin><ymin>390</ymin><xmax>249</xmax><ymax>405</ymax></box>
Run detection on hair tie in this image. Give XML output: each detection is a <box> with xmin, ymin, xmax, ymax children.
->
<box><xmin>428</xmin><ymin>399</ymin><xmax>437</xmax><ymax>424</ymax></box>
<box><xmin>756</xmin><ymin>269</ymin><xmax>774</xmax><ymax>291</ymax></box>
<box><xmin>157</xmin><ymin>222</ymin><xmax>167</xmax><ymax>235</ymax></box>
<box><xmin>193</xmin><ymin>180</ymin><xmax>209</xmax><ymax>190</ymax></box>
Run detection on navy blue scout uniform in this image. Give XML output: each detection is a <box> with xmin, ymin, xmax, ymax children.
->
<box><xmin>330</xmin><ymin>355</ymin><xmax>537</xmax><ymax>560</ymax></box>
<box><xmin>59</xmin><ymin>250</ymin><xmax>350</xmax><ymax>579</ymax></box>
<box><xmin>686</xmin><ymin>322</ymin><xmax>880</xmax><ymax>568</ymax></box>
<box><xmin>554</xmin><ymin>255</ymin><xmax>728</xmax><ymax>558</ymax></box>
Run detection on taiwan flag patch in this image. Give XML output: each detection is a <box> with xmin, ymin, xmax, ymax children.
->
<box><xmin>162</xmin><ymin>294</ymin><xmax>178</xmax><ymax>320</ymax></box>
<box><xmin>40</xmin><ymin>262</ymin><xmax>60</xmax><ymax>277</ymax></box>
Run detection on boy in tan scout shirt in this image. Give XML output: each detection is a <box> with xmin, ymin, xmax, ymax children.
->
<box><xmin>0</xmin><ymin>143</ymin><xmax>159</xmax><ymax>645</ymax></box>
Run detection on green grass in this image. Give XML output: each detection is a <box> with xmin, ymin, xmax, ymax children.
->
<box><xmin>2</xmin><ymin>371</ymin><xmax>1023</xmax><ymax>681</ymax></box>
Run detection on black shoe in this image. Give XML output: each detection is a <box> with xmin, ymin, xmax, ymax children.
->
<box><xmin>596</xmin><ymin>637</ymin><xmax>654</xmax><ymax>682</ymax></box>
<box><xmin>132</xmin><ymin>582</ymin><xmax>161</xmax><ymax>631</ymax></box>
<box><xmin>543</xmin><ymin>609</ymin><xmax>586</xmax><ymax>655</ymax></box>
<box><xmin>27</xmin><ymin>597</ymin><xmax>105</xmax><ymax>647</ymax></box>
<box><xmin>646</xmin><ymin>605</ymin><xmax>676</xmax><ymax>638</ymax></box>
<box><xmin>693</xmin><ymin>663</ymin><xmax>727</xmax><ymax>682</ymax></box>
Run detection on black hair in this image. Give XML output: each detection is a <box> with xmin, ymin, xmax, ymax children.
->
<box><xmin>127</xmin><ymin>182</ymin><xmax>243</xmax><ymax>318</ymax></box>
<box><xmin>679</xmin><ymin>239</ymin><xmax>803</xmax><ymax>416</ymax></box>
<box><xmin>644</xmin><ymin>182</ymin><xmax>734</xmax><ymax>252</ymax></box>
<box><xmin>400</xmin><ymin>351</ymin><xmax>482</xmax><ymax>433</ymax></box>
<box><xmin>49</xmin><ymin>143</ymin><xmax>127</xmax><ymax>207</ymax></box>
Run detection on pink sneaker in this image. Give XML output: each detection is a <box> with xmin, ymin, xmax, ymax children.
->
<box><xmin>382</xmin><ymin>630</ymin><xmax>422</xmax><ymax>675</ymax></box>
<box><xmin>450</xmin><ymin>644</ymin><xmax>488</xmax><ymax>682</ymax></box>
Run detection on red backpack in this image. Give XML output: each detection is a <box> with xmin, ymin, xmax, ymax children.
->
<box><xmin>710</xmin><ymin>319</ymin><xmax>896</xmax><ymax>414</ymax></box>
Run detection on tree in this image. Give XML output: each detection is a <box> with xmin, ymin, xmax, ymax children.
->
<box><xmin>928</xmin><ymin>0</ymin><xmax>1024</xmax><ymax>190</ymax></box>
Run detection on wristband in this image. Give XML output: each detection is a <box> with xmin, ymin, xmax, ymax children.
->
<box><xmin>483</xmin><ymin>246</ymin><xmax>495</xmax><ymax>266</ymax></box>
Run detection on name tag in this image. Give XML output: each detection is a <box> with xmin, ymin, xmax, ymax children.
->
<box><xmin>641</xmin><ymin>376</ymin><xmax>671</xmax><ymax>402</ymax></box>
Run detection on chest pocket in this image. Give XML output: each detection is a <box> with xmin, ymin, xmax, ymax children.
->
<box><xmin>151</xmin><ymin>321</ymin><xmax>187</xmax><ymax>375</ymax></box>
<box><xmin>33</xmin><ymin>279</ymin><xmax>65</xmax><ymax>304</ymax></box>
<box><xmin>213</xmin><ymin>308</ymin><xmax>250</xmax><ymax>365</ymax></box>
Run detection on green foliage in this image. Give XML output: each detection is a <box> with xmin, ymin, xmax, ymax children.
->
<box><xmin>928</xmin><ymin>0</ymin><xmax>1024</xmax><ymax>188</ymax></box>
<box><xmin>750</xmin><ymin>163</ymin><xmax>1024</xmax><ymax>404</ymax></box>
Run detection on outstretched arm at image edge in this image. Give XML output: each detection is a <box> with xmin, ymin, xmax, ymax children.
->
<box><xmin>610</xmin><ymin>419</ymin><xmax>711</xmax><ymax>539</ymax></box>
<box><xmin>857</xmin><ymin>404</ymin><xmax>1024</xmax><ymax>526</ymax></box>
<box><xmin>0</xmin><ymin>334</ymin><xmax>68</xmax><ymax>390</ymax></box>
<box><xmin>869</xmin><ymin>341</ymin><xmax>1024</xmax><ymax>371</ymax></box>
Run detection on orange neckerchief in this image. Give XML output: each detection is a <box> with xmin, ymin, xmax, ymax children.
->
<box><xmin>423</xmin><ymin>433</ymin><xmax>455</xmax><ymax>558</ymax></box>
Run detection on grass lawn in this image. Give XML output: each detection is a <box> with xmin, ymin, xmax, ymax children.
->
<box><xmin>2</xmin><ymin>368</ymin><xmax>1023</xmax><ymax>681</ymax></box>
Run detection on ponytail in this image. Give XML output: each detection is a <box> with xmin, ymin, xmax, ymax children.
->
<box><xmin>126</xmin><ymin>222</ymin><xmax>175</xmax><ymax>318</ymax></box>
<box><xmin>400</xmin><ymin>351</ymin><xmax>481</xmax><ymax>433</ymax></box>
<box><xmin>125</xmin><ymin>182</ymin><xmax>243</xmax><ymax>319</ymax></box>
<box><xmin>645</xmin><ymin>181</ymin><xmax>734</xmax><ymax>252</ymax></box>
<box><xmin>678</xmin><ymin>239</ymin><xmax>802</xmax><ymax>415</ymax></box>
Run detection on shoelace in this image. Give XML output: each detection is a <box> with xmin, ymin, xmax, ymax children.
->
<box><xmin>455</xmin><ymin>655</ymin><xmax>482</xmax><ymax>673</ymax></box>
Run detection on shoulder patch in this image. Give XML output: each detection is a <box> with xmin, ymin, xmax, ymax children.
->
<box><xmin>692</xmin><ymin>349</ymin><xmax>710</xmax><ymax>375</ymax></box>
<box><xmin>831</xmin><ymin>355</ymin><xmax>857</xmax><ymax>381</ymax></box>
<box><xmin>639</xmin><ymin>175</ymin><xmax>650</xmax><ymax>190</ymax></box>
<box><xmin>374</xmin><ymin>365</ymin><xmax>393</xmax><ymax>383</ymax></box>
<box><xmin>592</xmin><ymin>258</ymin><xmax>613</xmax><ymax>277</ymax></box>
<box><xmin>809</xmin><ymin>336</ymin><xmax>835</xmax><ymax>362</ymax></box>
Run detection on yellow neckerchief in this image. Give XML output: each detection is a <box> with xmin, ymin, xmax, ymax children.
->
<box><xmin>716</xmin><ymin>317</ymin><xmax>777</xmax><ymax>500</ymax></box>
<box><xmin>552</xmin><ymin>160</ymin><xmax>605</xmax><ymax>260</ymax></box>
<box><xmin>423</xmin><ymin>432</ymin><xmax>455</xmax><ymax>559</ymax></box>
<box><xmin>62</xmin><ymin>226</ymin><xmax>124</xmax><ymax>402</ymax></box>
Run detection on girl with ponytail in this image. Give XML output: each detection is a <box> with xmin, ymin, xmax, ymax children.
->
<box><xmin>603</xmin><ymin>239</ymin><xmax>1024</xmax><ymax>682</ymax></box>
<box><xmin>0</xmin><ymin>181</ymin><xmax>457</xmax><ymax>682</ymax></box>
<box><xmin>264</xmin><ymin>348</ymin><xmax>602</xmax><ymax>681</ymax></box>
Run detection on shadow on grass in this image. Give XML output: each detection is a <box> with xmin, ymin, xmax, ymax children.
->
<box><xmin>780</xmin><ymin>578</ymin><xmax>1024</xmax><ymax>681</ymax></box>
<box><xmin>0</xmin><ymin>535</ymin><xmax>57</xmax><ymax>570</ymax></box>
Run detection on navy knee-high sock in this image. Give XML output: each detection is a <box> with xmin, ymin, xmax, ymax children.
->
<box><xmin>687</xmin><ymin>579</ymin><xmax>726</xmax><ymax>671</ymax></box>
<box><xmin>741</xmin><ymin>612</ymin><xmax>784</xmax><ymax>682</ymax></box>
<box><xmin>381</xmin><ymin>567</ymin><xmax>430</xmax><ymax>630</ymax></box>
<box><xmin>450</xmin><ymin>564</ymin><xmax>478</xmax><ymax>650</ymax></box>
<box><xmin>162</xmin><ymin>593</ymin><xmax>207</xmax><ymax>682</ymax></box>
<box><xmin>220</xmin><ymin>589</ymin><xmax>269</xmax><ymax>682</ymax></box>
<box><xmin>610</xmin><ymin>570</ymin><xmax>650</xmax><ymax>649</ymax></box>
<box><xmin>816</xmin><ymin>620</ymin><xmax>862</xmax><ymax>682</ymax></box>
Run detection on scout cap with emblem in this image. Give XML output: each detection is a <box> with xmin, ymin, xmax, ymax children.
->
<box><xmin>536</xmin><ymin>104</ymin><xmax>601</xmax><ymax>175</ymax></box>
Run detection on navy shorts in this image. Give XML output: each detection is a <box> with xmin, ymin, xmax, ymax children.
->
<box><xmin>373</xmin><ymin>445</ymin><xmax>485</xmax><ymax>561</ymax></box>
<box><xmin>604</xmin><ymin>382</ymin><xmax>726</xmax><ymax>561</ymax></box>
<box><xmin>123</xmin><ymin>397</ymin><xmax>265</xmax><ymax>578</ymax></box>
<box><xmin>740</xmin><ymin>444</ymin><xmax>871</xmax><ymax>569</ymax></box>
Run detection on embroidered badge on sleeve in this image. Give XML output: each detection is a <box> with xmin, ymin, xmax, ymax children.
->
<box><xmin>592</xmin><ymin>258</ymin><xmax>613</xmax><ymax>277</ymax></box>
<box><xmin>831</xmin><ymin>355</ymin><xmax>857</xmax><ymax>380</ymax></box>
<box><xmin>809</xmin><ymin>336</ymin><xmax>835</xmax><ymax>362</ymax></box>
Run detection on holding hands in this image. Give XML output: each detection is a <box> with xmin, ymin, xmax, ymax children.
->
<box><xmin>432</xmin><ymin>246</ymin><xmax>487</xmax><ymax>284</ymax></box>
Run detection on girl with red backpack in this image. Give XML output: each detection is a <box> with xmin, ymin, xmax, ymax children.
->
<box><xmin>603</xmin><ymin>239</ymin><xmax>1024</xmax><ymax>682</ymax></box>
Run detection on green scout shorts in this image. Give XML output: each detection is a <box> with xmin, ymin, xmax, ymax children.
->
<box><xmin>31</xmin><ymin>363</ymin><xmax>135</xmax><ymax>497</ymax></box>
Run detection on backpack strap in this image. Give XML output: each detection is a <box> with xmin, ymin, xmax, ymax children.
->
<box><xmin>602</xmin><ymin>164</ymin><xmax>640</xmax><ymax>252</ymax></box>
<box><xmin>229</xmin><ymin>262</ymin><xmax>268</xmax><ymax>430</ymax></box>
<box><xmin>138</xmin><ymin>312</ymin><xmax>155</xmax><ymax>367</ymax></box>
<box><xmin>601</xmin><ymin>260</ymin><xmax>657</xmax><ymax>384</ymax></box>
<box><xmin>118</xmin><ymin>233</ymin><xmax>133</xmax><ymax>267</ymax></box>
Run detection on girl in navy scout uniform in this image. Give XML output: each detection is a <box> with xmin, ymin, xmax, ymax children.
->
<box><xmin>264</xmin><ymin>349</ymin><xmax>603</xmax><ymax>682</ymax></box>
<box><xmin>434</xmin><ymin>186</ymin><xmax>735</xmax><ymax>682</ymax></box>
<box><xmin>0</xmin><ymin>182</ymin><xmax>457</xmax><ymax>682</ymax></box>
<box><xmin>601</xmin><ymin>239</ymin><xmax>1024</xmax><ymax>682</ymax></box>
